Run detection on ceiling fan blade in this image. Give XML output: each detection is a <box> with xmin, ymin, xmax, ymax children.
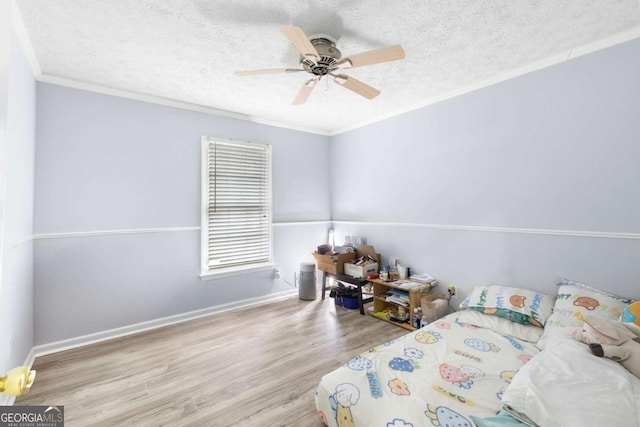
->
<box><xmin>234</xmin><ymin>68</ymin><xmax>303</xmax><ymax>77</ymax></box>
<box><xmin>293</xmin><ymin>78</ymin><xmax>318</xmax><ymax>105</ymax></box>
<box><xmin>282</xmin><ymin>25</ymin><xmax>320</xmax><ymax>61</ymax></box>
<box><xmin>337</xmin><ymin>45</ymin><xmax>405</xmax><ymax>69</ymax></box>
<box><xmin>333</xmin><ymin>75</ymin><xmax>380</xmax><ymax>100</ymax></box>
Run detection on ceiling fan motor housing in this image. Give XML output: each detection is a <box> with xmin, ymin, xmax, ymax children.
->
<box><xmin>301</xmin><ymin>38</ymin><xmax>342</xmax><ymax>76</ymax></box>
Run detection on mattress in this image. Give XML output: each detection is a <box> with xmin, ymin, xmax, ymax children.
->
<box><xmin>315</xmin><ymin>312</ymin><xmax>540</xmax><ymax>427</ymax></box>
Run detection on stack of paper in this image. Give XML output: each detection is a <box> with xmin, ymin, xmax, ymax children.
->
<box><xmin>409</xmin><ymin>273</ymin><xmax>437</xmax><ymax>284</ymax></box>
<box><xmin>392</xmin><ymin>280</ymin><xmax>424</xmax><ymax>290</ymax></box>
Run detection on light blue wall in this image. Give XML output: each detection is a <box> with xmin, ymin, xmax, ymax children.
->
<box><xmin>331</xmin><ymin>38</ymin><xmax>640</xmax><ymax>300</ymax></box>
<box><xmin>31</xmin><ymin>37</ymin><xmax>640</xmax><ymax>347</ymax></box>
<box><xmin>34</xmin><ymin>85</ymin><xmax>331</xmax><ymax>344</ymax></box>
<box><xmin>0</xmin><ymin>27</ymin><xmax>36</xmax><ymax>371</ymax></box>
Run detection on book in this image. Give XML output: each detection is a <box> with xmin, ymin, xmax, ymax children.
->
<box><xmin>386</xmin><ymin>295</ymin><xmax>409</xmax><ymax>306</ymax></box>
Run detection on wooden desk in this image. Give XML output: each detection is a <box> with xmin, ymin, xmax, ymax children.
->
<box><xmin>320</xmin><ymin>271</ymin><xmax>373</xmax><ymax>315</ymax></box>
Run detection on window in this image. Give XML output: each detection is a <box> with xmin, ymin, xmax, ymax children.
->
<box><xmin>201</xmin><ymin>137</ymin><xmax>272</xmax><ymax>277</ymax></box>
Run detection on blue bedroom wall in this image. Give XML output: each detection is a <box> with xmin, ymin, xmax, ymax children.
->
<box><xmin>30</xmin><ymin>36</ymin><xmax>640</xmax><ymax>347</ymax></box>
<box><xmin>33</xmin><ymin>84</ymin><xmax>331</xmax><ymax>345</ymax></box>
<box><xmin>0</xmin><ymin>23</ymin><xmax>36</xmax><ymax>373</ymax></box>
<box><xmin>330</xmin><ymin>38</ymin><xmax>640</xmax><ymax>300</ymax></box>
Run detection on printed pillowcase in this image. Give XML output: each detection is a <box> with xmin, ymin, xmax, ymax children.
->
<box><xmin>537</xmin><ymin>278</ymin><xmax>635</xmax><ymax>349</ymax></box>
<box><xmin>455</xmin><ymin>309</ymin><xmax>544</xmax><ymax>343</ymax></box>
<box><xmin>459</xmin><ymin>285</ymin><xmax>555</xmax><ymax>327</ymax></box>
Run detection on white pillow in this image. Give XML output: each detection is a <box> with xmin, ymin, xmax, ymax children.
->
<box><xmin>537</xmin><ymin>278</ymin><xmax>635</xmax><ymax>350</ymax></box>
<box><xmin>459</xmin><ymin>285</ymin><xmax>555</xmax><ymax>327</ymax></box>
<box><xmin>455</xmin><ymin>309</ymin><xmax>543</xmax><ymax>343</ymax></box>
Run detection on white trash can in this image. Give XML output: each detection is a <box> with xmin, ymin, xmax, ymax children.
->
<box><xmin>298</xmin><ymin>262</ymin><xmax>317</xmax><ymax>300</ymax></box>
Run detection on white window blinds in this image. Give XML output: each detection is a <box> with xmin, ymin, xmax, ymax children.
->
<box><xmin>202</xmin><ymin>138</ymin><xmax>272</xmax><ymax>274</ymax></box>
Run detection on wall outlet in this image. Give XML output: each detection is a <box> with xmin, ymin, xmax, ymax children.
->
<box><xmin>274</xmin><ymin>268</ymin><xmax>281</xmax><ymax>279</ymax></box>
<box><xmin>447</xmin><ymin>285</ymin><xmax>456</xmax><ymax>296</ymax></box>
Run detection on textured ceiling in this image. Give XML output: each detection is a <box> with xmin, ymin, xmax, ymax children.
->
<box><xmin>16</xmin><ymin>0</ymin><xmax>640</xmax><ymax>134</ymax></box>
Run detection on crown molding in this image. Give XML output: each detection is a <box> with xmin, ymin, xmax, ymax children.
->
<box><xmin>10</xmin><ymin>0</ymin><xmax>41</xmax><ymax>77</ymax></box>
<box><xmin>329</xmin><ymin>27</ymin><xmax>640</xmax><ymax>136</ymax></box>
<box><xmin>36</xmin><ymin>74</ymin><xmax>331</xmax><ymax>136</ymax></box>
<box><xmin>10</xmin><ymin>0</ymin><xmax>640</xmax><ymax>138</ymax></box>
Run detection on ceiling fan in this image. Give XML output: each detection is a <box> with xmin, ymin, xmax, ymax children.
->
<box><xmin>234</xmin><ymin>26</ymin><xmax>405</xmax><ymax>105</ymax></box>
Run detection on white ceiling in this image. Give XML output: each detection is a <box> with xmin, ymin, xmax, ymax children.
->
<box><xmin>15</xmin><ymin>0</ymin><xmax>640</xmax><ymax>134</ymax></box>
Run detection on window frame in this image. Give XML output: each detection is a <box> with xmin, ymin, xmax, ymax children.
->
<box><xmin>200</xmin><ymin>136</ymin><xmax>273</xmax><ymax>280</ymax></box>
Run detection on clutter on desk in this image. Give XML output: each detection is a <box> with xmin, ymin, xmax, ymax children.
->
<box><xmin>344</xmin><ymin>244</ymin><xmax>381</xmax><ymax>278</ymax></box>
<box><xmin>312</xmin><ymin>249</ymin><xmax>356</xmax><ymax>275</ymax></box>
<box><xmin>344</xmin><ymin>236</ymin><xmax>366</xmax><ymax>246</ymax></box>
<box><xmin>380</xmin><ymin>264</ymin><xmax>393</xmax><ymax>281</ymax></box>
<box><xmin>396</xmin><ymin>264</ymin><xmax>409</xmax><ymax>280</ymax></box>
<box><xmin>313</xmin><ymin>240</ymin><xmax>373</xmax><ymax>276</ymax></box>
<box><xmin>353</xmin><ymin>254</ymin><xmax>378</xmax><ymax>265</ymax></box>
<box><xmin>316</xmin><ymin>244</ymin><xmax>355</xmax><ymax>256</ymax></box>
<box><xmin>316</xmin><ymin>244</ymin><xmax>332</xmax><ymax>255</ymax></box>
<box><xmin>344</xmin><ymin>255</ymin><xmax>378</xmax><ymax>278</ymax></box>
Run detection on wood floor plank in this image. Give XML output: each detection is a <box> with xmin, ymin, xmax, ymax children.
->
<box><xmin>17</xmin><ymin>295</ymin><xmax>406</xmax><ymax>426</ymax></box>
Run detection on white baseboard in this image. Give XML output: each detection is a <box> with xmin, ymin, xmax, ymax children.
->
<box><xmin>0</xmin><ymin>394</ymin><xmax>13</xmax><ymax>406</ymax></box>
<box><xmin>3</xmin><ymin>293</ymin><xmax>295</xmax><ymax>405</ymax></box>
<box><xmin>34</xmin><ymin>289</ymin><xmax>297</xmax><ymax>357</ymax></box>
<box><xmin>23</xmin><ymin>347</ymin><xmax>35</xmax><ymax>370</ymax></box>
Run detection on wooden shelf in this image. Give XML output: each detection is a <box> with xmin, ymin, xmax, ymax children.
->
<box><xmin>367</xmin><ymin>310</ymin><xmax>415</xmax><ymax>331</ymax></box>
<box><xmin>368</xmin><ymin>279</ymin><xmax>432</xmax><ymax>330</ymax></box>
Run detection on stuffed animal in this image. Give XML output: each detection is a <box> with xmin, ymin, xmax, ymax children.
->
<box><xmin>621</xmin><ymin>301</ymin><xmax>640</xmax><ymax>336</ymax></box>
<box><xmin>573</xmin><ymin>315</ymin><xmax>640</xmax><ymax>378</ymax></box>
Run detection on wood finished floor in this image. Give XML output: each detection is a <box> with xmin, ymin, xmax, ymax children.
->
<box><xmin>17</xmin><ymin>294</ymin><xmax>406</xmax><ymax>426</ymax></box>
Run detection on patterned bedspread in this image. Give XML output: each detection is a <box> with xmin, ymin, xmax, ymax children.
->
<box><xmin>315</xmin><ymin>313</ymin><xmax>539</xmax><ymax>427</ymax></box>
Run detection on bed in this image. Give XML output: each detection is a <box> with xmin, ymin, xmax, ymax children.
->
<box><xmin>315</xmin><ymin>280</ymin><xmax>640</xmax><ymax>427</ymax></box>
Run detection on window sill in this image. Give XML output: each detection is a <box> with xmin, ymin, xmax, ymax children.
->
<box><xmin>200</xmin><ymin>263</ymin><xmax>275</xmax><ymax>281</ymax></box>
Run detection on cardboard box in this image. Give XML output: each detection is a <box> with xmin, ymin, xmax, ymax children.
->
<box><xmin>312</xmin><ymin>251</ymin><xmax>356</xmax><ymax>275</ymax></box>
<box><xmin>342</xmin><ymin>244</ymin><xmax>382</xmax><ymax>278</ymax></box>
<box><xmin>344</xmin><ymin>262</ymin><xmax>379</xmax><ymax>279</ymax></box>
<box><xmin>355</xmin><ymin>244</ymin><xmax>381</xmax><ymax>264</ymax></box>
